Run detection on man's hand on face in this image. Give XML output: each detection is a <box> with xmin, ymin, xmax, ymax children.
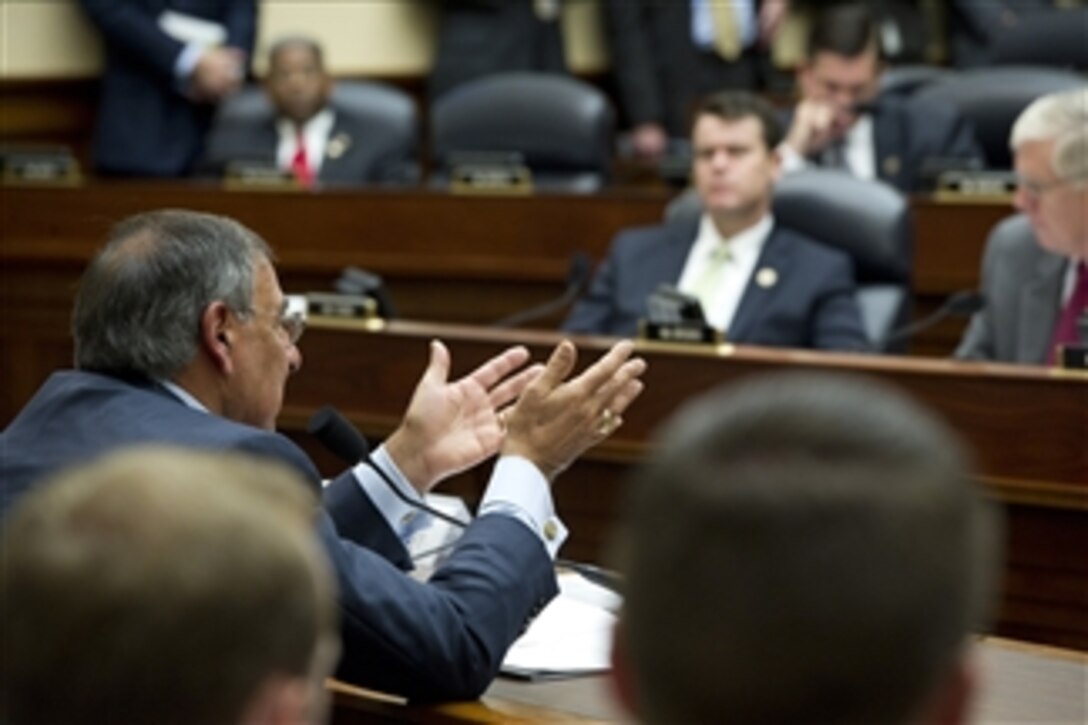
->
<box><xmin>500</xmin><ymin>340</ymin><xmax>646</xmax><ymax>481</ymax></box>
<box><xmin>785</xmin><ymin>98</ymin><xmax>838</xmax><ymax>157</ymax></box>
<box><xmin>385</xmin><ymin>341</ymin><xmax>543</xmax><ymax>495</ymax></box>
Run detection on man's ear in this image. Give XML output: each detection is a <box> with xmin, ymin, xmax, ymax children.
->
<box><xmin>608</xmin><ymin>618</ymin><xmax>639</xmax><ymax>718</ymax></box>
<box><xmin>201</xmin><ymin>301</ymin><xmax>236</xmax><ymax>375</ymax></box>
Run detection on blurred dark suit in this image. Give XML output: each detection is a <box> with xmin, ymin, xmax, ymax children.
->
<box><xmin>201</xmin><ymin>107</ymin><xmax>417</xmax><ymax>185</ymax></box>
<box><xmin>429</xmin><ymin>0</ymin><xmax>566</xmax><ymax>101</ymax></box>
<box><xmin>562</xmin><ymin>219</ymin><xmax>870</xmax><ymax>352</ymax></box>
<box><xmin>788</xmin><ymin>94</ymin><xmax>983</xmax><ymax>192</ymax></box>
<box><xmin>79</xmin><ymin>0</ymin><xmax>256</xmax><ymax>177</ymax></box>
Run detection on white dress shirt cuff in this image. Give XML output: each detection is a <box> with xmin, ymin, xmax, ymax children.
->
<box><xmin>174</xmin><ymin>42</ymin><xmax>204</xmax><ymax>86</ymax></box>
<box><xmin>479</xmin><ymin>455</ymin><xmax>568</xmax><ymax>559</ymax></box>
<box><xmin>352</xmin><ymin>445</ymin><xmax>428</xmax><ymax>541</ymax></box>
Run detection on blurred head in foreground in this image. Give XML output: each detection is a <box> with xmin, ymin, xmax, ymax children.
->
<box><xmin>1</xmin><ymin>447</ymin><xmax>339</xmax><ymax>725</ymax></box>
<box><xmin>610</xmin><ymin>372</ymin><xmax>1003</xmax><ymax>725</ymax></box>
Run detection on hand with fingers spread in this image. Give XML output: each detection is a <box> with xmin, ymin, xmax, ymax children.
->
<box><xmin>385</xmin><ymin>340</ymin><xmax>543</xmax><ymax>494</ymax></box>
<box><xmin>501</xmin><ymin>339</ymin><xmax>647</xmax><ymax>481</ymax></box>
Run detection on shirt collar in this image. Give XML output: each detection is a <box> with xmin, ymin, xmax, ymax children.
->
<box><xmin>696</xmin><ymin>212</ymin><xmax>773</xmax><ymax>257</ymax></box>
<box><xmin>157</xmin><ymin>379</ymin><xmax>209</xmax><ymax>413</ymax></box>
<box><xmin>276</xmin><ymin>107</ymin><xmax>335</xmax><ymax>142</ymax></box>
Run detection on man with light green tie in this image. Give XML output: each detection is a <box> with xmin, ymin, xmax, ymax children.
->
<box><xmin>563</xmin><ymin>91</ymin><xmax>869</xmax><ymax>353</ymax></box>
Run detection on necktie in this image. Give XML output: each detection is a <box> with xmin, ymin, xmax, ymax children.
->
<box><xmin>1047</xmin><ymin>261</ymin><xmax>1088</xmax><ymax>365</ymax></box>
<box><xmin>290</xmin><ymin>130</ymin><xmax>314</xmax><ymax>187</ymax></box>
<box><xmin>709</xmin><ymin>2</ymin><xmax>742</xmax><ymax>61</ymax></box>
<box><xmin>693</xmin><ymin>244</ymin><xmax>733</xmax><ymax>314</ymax></box>
<box><xmin>821</xmin><ymin>140</ymin><xmax>849</xmax><ymax>171</ymax></box>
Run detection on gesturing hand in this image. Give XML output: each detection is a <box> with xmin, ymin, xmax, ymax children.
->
<box><xmin>501</xmin><ymin>340</ymin><xmax>647</xmax><ymax>481</ymax></box>
<box><xmin>385</xmin><ymin>340</ymin><xmax>542</xmax><ymax>494</ymax></box>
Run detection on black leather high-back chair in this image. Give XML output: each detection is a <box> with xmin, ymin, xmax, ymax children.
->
<box><xmin>913</xmin><ymin>67</ymin><xmax>1086</xmax><ymax>169</ymax></box>
<box><xmin>206</xmin><ymin>80</ymin><xmax>420</xmax><ymax>183</ymax></box>
<box><xmin>878</xmin><ymin>64</ymin><xmax>953</xmax><ymax>98</ymax></box>
<box><xmin>430</xmin><ymin>72</ymin><xmax>615</xmax><ymax>193</ymax></box>
<box><xmin>665</xmin><ymin>170</ymin><xmax>913</xmax><ymax>351</ymax></box>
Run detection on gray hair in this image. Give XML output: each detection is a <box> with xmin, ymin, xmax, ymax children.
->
<box><xmin>614</xmin><ymin>372</ymin><xmax>1003</xmax><ymax>725</ymax></box>
<box><xmin>1010</xmin><ymin>88</ymin><xmax>1088</xmax><ymax>183</ymax></box>
<box><xmin>73</xmin><ymin>210</ymin><xmax>273</xmax><ymax>379</ymax></box>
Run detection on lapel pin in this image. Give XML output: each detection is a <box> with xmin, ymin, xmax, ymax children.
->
<box><xmin>756</xmin><ymin>267</ymin><xmax>778</xmax><ymax>289</ymax></box>
<box><xmin>327</xmin><ymin>133</ymin><xmax>351</xmax><ymax>159</ymax></box>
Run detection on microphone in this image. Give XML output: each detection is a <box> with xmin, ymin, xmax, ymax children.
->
<box><xmin>307</xmin><ymin>406</ymin><xmax>469</xmax><ymax>529</ymax></box>
<box><xmin>334</xmin><ymin>266</ymin><xmax>397</xmax><ymax>318</ymax></box>
<box><xmin>493</xmin><ymin>252</ymin><xmax>592</xmax><ymax>329</ymax></box>
<box><xmin>884</xmin><ymin>291</ymin><xmax>985</xmax><ymax>346</ymax></box>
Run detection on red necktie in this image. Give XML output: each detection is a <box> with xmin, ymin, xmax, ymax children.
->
<box><xmin>290</xmin><ymin>130</ymin><xmax>313</xmax><ymax>187</ymax></box>
<box><xmin>1047</xmin><ymin>261</ymin><xmax>1088</xmax><ymax>364</ymax></box>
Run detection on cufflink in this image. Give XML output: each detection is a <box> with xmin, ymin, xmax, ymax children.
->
<box><xmin>543</xmin><ymin>520</ymin><xmax>559</xmax><ymax>541</ymax></box>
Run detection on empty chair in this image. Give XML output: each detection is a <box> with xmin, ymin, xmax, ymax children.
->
<box><xmin>878</xmin><ymin>64</ymin><xmax>954</xmax><ymax>98</ymax></box>
<box><xmin>665</xmin><ymin>170</ymin><xmax>912</xmax><ymax>351</ymax></box>
<box><xmin>992</xmin><ymin>9</ymin><xmax>1088</xmax><ymax>69</ymax></box>
<box><xmin>430</xmin><ymin>72</ymin><xmax>615</xmax><ymax>193</ymax></box>
<box><xmin>913</xmin><ymin>67</ymin><xmax>1086</xmax><ymax>169</ymax></box>
<box><xmin>202</xmin><ymin>80</ymin><xmax>420</xmax><ymax>185</ymax></box>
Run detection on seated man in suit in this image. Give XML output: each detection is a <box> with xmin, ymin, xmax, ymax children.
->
<box><xmin>2</xmin><ymin>447</ymin><xmax>338</xmax><ymax>725</ymax></box>
<box><xmin>202</xmin><ymin>35</ymin><xmax>414</xmax><ymax>185</ymax></box>
<box><xmin>610</xmin><ymin>372</ymin><xmax>1003</xmax><ymax>724</ymax></box>
<box><xmin>780</xmin><ymin>2</ymin><xmax>982</xmax><ymax>192</ymax></box>
<box><xmin>563</xmin><ymin>91</ymin><xmax>870</xmax><ymax>352</ymax></box>
<box><xmin>0</xmin><ymin>209</ymin><xmax>647</xmax><ymax>701</ymax></box>
<box><xmin>956</xmin><ymin>88</ymin><xmax>1088</xmax><ymax>365</ymax></box>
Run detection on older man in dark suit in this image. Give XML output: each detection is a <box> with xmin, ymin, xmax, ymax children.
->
<box><xmin>79</xmin><ymin>0</ymin><xmax>254</xmax><ymax>177</ymax></box>
<box><xmin>563</xmin><ymin>92</ymin><xmax>869</xmax><ymax>352</ymax></box>
<box><xmin>956</xmin><ymin>88</ymin><xmax>1088</xmax><ymax>365</ymax></box>
<box><xmin>0</xmin><ymin>209</ymin><xmax>647</xmax><ymax>701</ymax></box>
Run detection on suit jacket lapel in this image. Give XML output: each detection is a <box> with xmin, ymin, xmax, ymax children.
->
<box><xmin>1018</xmin><ymin>254</ymin><xmax>1067</xmax><ymax>362</ymax></box>
<box><xmin>728</xmin><ymin>226</ymin><xmax>790</xmax><ymax>340</ymax></box>
<box><xmin>872</xmin><ymin>102</ymin><xmax>907</xmax><ymax>190</ymax></box>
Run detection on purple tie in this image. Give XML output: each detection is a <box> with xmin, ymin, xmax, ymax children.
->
<box><xmin>1048</xmin><ymin>261</ymin><xmax>1088</xmax><ymax>365</ymax></box>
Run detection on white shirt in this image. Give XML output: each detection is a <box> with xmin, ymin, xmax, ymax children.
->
<box><xmin>690</xmin><ymin>0</ymin><xmax>758</xmax><ymax>50</ymax></box>
<box><xmin>678</xmin><ymin>213</ymin><xmax>772</xmax><ymax>332</ymax></box>
<box><xmin>157</xmin><ymin>380</ymin><xmax>567</xmax><ymax>558</ymax></box>
<box><xmin>276</xmin><ymin>108</ymin><xmax>335</xmax><ymax>176</ymax></box>
<box><xmin>780</xmin><ymin>113</ymin><xmax>877</xmax><ymax>181</ymax></box>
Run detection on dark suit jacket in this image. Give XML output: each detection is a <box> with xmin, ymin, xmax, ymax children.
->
<box><xmin>604</xmin><ymin>0</ymin><xmax>756</xmax><ymax>135</ymax></box>
<box><xmin>562</xmin><ymin>220</ymin><xmax>870</xmax><ymax>351</ymax></box>
<box><xmin>429</xmin><ymin>0</ymin><xmax>566</xmax><ymax>101</ymax></box>
<box><xmin>79</xmin><ymin>0</ymin><xmax>256</xmax><ymax>177</ymax></box>
<box><xmin>786</xmin><ymin>94</ymin><xmax>983</xmax><ymax>192</ymax></box>
<box><xmin>200</xmin><ymin>107</ymin><xmax>416</xmax><ymax>185</ymax></box>
<box><xmin>0</xmin><ymin>370</ymin><xmax>556</xmax><ymax>701</ymax></box>
<box><xmin>955</xmin><ymin>217</ymin><xmax>1067</xmax><ymax>364</ymax></box>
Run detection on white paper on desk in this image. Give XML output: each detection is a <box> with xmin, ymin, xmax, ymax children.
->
<box><xmin>501</xmin><ymin>573</ymin><xmax>618</xmax><ymax>678</ymax></box>
<box><xmin>158</xmin><ymin>10</ymin><xmax>227</xmax><ymax>47</ymax></box>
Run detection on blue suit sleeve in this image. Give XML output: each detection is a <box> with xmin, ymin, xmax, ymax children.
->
<box><xmin>320</xmin><ymin>511</ymin><xmax>558</xmax><ymax>701</ymax></box>
<box><xmin>811</xmin><ymin>255</ymin><xmax>872</xmax><ymax>352</ymax></box>
<box><xmin>79</xmin><ymin>0</ymin><xmax>186</xmax><ymax>81</ymax></box>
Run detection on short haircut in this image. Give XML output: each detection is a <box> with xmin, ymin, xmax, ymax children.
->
<box><xmin>73</xmin><ymin>209</ymin><xmax>273</xmax><ymax>379</ymax></box>
<box><xmin>807</xmin><ymin>2</ymin><xmax>881</xmax><ymax>60</ymax></box>
<box><xmin>693</xmin><ymin>91</ymin><xmax>784</xmax><ymax>151</ymax></box>
<box><xmin>268</xmin><ymin>34</ymin><xmax>326</xmax><ymax>71</ymax></box>
<box><xmin>1011</xmin><ymin>88</ymin><xmax>1088</xmax><ymax>184</ymax></box>
<box><xmin>614</xmin><ymin>372</ymin><xmax>1003</xmax><ymax>725</ymax></box>
<box><xmin>1</xmin><ymin>447</ymin><xmax>338</xmax><ymax>725</ymax></box>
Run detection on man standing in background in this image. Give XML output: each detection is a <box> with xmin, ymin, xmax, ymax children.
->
<box><xmin>79</xmin><ymin>0</ymin><xmax>255</xmax><ymax>176</ymax></box>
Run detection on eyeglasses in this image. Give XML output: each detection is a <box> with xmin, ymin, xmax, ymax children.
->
<box><xmin>1016</xmin><ymin>175</ymin><xmax>1074</xmax><ymax>199</ymax></box>
<box><xmin>241</xmin><ymin>295</ymin><xmax>307</xmax><ymax>346</ymax></box>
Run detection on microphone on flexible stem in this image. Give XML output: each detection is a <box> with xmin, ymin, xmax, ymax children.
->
<box><xmin>493</xmin><ymin>252</ymin><xmax>593</xmax><ymax>329</ymax></box>
<box><xmin>307</xmin><ymin>405</ymin><xmax>469</xmax><ymax>529</ymax></box>
<box><xmin>883</xmin><ymin>291</ymin><xmax>986</xmax><ymax>347</ymax></box>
